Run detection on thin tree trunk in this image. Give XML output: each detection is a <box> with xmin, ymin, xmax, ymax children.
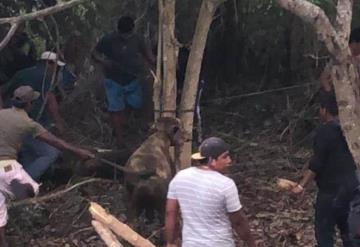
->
<box><xmin>154</xmin><ymin>0</ymin><xmax>164</xmax><ymax>121</ymax></box>
<box><xmin>331</xmin><ymin>60</ymin><xmax>360</xmax><ymax>166</ymax></box>
<box><xmin>223</xmin><ymin>0</ymin><xmax>238</xmax><ymax>83</ymax></box>
<box><xmin>179</xmin><ymin>0</ymin><xmax>225</xmax><ymax>168</ymax></box>
<box><xmin>162</xmin><ymin>0</ymin><xmax>177</xmax><ymax>118</ymax></box>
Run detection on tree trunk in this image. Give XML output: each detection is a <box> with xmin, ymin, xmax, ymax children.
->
<box><xmin>276</xmin><ymin>0</ymin><xmax>360</xmax><ymax>167</ymax></box>
<box><xmin>154</xmin><ymin>0</ymin><xmax>164</xmax><ymax>121</ymax></box>
<box><xmin>223</xmin><ymin>0</ymin><xmax>239</xmax><ymax>83</ymax></box>
<box><xmin>332</xmin><ymin>60</ymin><xmax>360</xmax><ymax>166</ymax></box>
<box><xmin>161</xmin><ymin>0</ymin><xmax>178</xmax><ymax>118</ymax></box>
<box><xmin>179</xmin><ymin>0</ymin><xmax>225</xmax><ymax>169</ymax></box>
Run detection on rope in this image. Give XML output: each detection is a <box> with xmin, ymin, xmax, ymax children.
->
<box><xmin>203</xmin><ymin>82</ymin><xmax>317</xmax><ymax>104</ymax></box>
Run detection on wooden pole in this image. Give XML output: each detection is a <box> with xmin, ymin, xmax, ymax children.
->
<box><xmin>161</xmin><ymin>0</ymin><xmax>178</xmax><ymax>118</ymax></box>
<box><xmin>154</xmin><ymin>0</ymin><xmax>164</xmax><ymax>121</ymax></box>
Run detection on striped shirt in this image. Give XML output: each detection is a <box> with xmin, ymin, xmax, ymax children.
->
<box><xmin>167</xmin><ymin>167</ymin><xmax>242</xmax><ymax>247</ymax></box>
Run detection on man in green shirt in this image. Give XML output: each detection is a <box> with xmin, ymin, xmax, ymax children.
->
<box><xmin>0</xmin><ymin>86</ymin><xmax>94</xmax><ymax>247</ymax></box>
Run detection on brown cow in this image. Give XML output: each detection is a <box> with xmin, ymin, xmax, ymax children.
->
<box><xmin>124</xmin><ymin>117</ymin><xmax>186</xmax><ymax>222</ymax></box>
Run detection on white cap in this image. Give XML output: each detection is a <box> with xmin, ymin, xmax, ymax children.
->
<box><xmin>40</xmin><ymin>51</ymin><xmax>65</xmax><ymax>66</ymax></box>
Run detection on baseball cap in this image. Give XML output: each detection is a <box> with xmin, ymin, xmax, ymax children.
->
<box><xmin>40</xmin><ymin>51</ymin><xmax>65</xmax><ymax>66</ymax></box>
<box><xmin>191</xmin><ymin>137</ymin><xmax>230</xmax><ymax>160</ymax></box>
<box><xmin>12</xmin><ymin>86</ymin><xmax>40</xmax><ymax>103</ymax></box>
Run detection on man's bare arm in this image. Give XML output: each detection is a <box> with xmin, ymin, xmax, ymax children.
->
<box><xmin>139</xmin><ymin>38</ymin><xmax>155</xmax><ymax>68</ymax></box>
<box><xmin>91</xmin><ymin>50</ymin><xmax>113</xmax><ymax>69</ymax></box>
<box><xmin>165</xmin><ymin>198</ymin><xmax>179</xmax><ymax>246</ymax></box>
<box><xmin>229</xmin><ymin>209</ymin><xmax>257</xmax><ymax>247</ymax></box>
<box><xmin>298</xmin><ymin>169</ymin><xmax>316</xmax><ymax>188</ymax></box>
<box><xmin>291</xmin><ymin>169</ymin><xmax>316</xmax><ymax>194</ymax></box>
<box><xmin>46</xmin><ymin>92</ymin><xmax>65</xmax><ymax>134</ymax></box>
<box><xmin>37</xmin><ymin>131</ymin><xmax>94</xmax><ymax>160</ymax></box>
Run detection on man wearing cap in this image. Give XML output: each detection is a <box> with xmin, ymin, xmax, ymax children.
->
<box><xmin>165</xmin><ymin>137</ymin><xmax>257</xmax><ymax>247</ymax></box>
<box><xmin>92</xmin><ymin>16</ymin><xmax>155</xmax><ymax>147</ymax></box>
<box><xmin>1</xmin><ymin>51</ymin><xmax>70</xmax><ymax>181</ymax></box>
<box><xmin>0</xmin><ymin>85</ymin><xmax>94</xmax><ymax>247</ymax></box>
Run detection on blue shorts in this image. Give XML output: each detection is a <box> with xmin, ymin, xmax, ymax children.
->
<box><xmin>104</xmin><ymin>78</ymin><xmax>143</xmax><ymax>112</ymax></box>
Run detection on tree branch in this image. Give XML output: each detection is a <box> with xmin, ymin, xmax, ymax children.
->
<box><xmin>0</xmin><ymin>0</ymin><xmax>87</xmax><ymax>52</ymax></box>
<box><xmin>207</xmin><ymin>0</ymin><xmax>226</xmax><ymax>5</ymax></box>
<box><xmin>335</xmin><ymin>0</ymin><xmax>353</xmax><ymax>45</ymax></box>
<box><xmin>0</xmin><ymin>23</ymin><xmax>19</xmax><ymax>51</ymax></box>
<box><xmin>276</xmin><ymin>0</ymin><xmax>339</xmax><ymax>55</ymax></box>
<box><xmin>10</xmin><ymin>178</ymin><xmax>112</xmax><ymax>208</ymax></box>
<box><xmin>0</xmin><ymin>0</ymin><xmax>87</xmax><ymax>25</ymax></box>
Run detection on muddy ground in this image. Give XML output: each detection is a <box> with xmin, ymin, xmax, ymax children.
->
<box><xmin>7</xmin><ymin>85</ymin><xmax>341</xmax><ymax>247</ymax></box>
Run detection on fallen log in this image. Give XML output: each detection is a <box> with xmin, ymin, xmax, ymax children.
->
<box><xmin>92</xmin><ymin>220</ymin><xmax>124</xmax><ymax>247</ymax></box>
<box><xmin>89</xmin><ymin>202</ymin><xmax>156</xmax><ymax>247</ymax></box>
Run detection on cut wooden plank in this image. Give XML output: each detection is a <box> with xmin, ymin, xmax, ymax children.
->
<box><xmin>92</xmin><ymin>220</ymin><xmax>123</xmax><ymax>247</ymax></box>
<box><xmin>89</xmin><ymin>202</ymin><xmax>156</xmax><ymax>247</ymax></box>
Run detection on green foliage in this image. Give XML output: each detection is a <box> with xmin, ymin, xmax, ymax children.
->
<box><xmin>1</xmin><ymin>0</ymin><xmax>360</xmax><ymax>84</ymax></box>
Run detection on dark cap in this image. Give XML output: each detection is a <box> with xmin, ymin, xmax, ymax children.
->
<box><xmin>191</xmin><ymin>137</ymin><xmax>230</xmax><ymax>160</ymax></box>
<box><xmin>12</xmin><ymin>86</ymin><xmax>40</xmax><ymax>103</ymax></box>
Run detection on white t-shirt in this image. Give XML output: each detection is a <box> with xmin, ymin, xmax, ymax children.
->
<box><xmin>167</xmin><ymin>167</ymin><xmax>242</xmax><ymax>247</ymax></box>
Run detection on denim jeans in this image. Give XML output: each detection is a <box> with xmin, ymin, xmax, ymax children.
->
<box><xmin>315</xmin><ymin>191</ymin><xmax>353</xmax><ymax>247</ymax></box>
<box><xmin>18</xmin><ymin>135</ymin><xmax>61</xmax><ymax>181</ymax></box>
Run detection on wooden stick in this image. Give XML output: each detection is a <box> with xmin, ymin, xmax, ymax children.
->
<box><xmin>92</xmin><ymin>220</ymin><xmax>124</xmax><ymax>247</ymax></box>
<box><xmin>11</xmin><ymin>178</ymin><xmax>112</xmax><ymax>208</ymax></box>
<box><xmin>97</xmin><ymin>158</ymin><xmax>155</xmax><ymax>177</ymax></box>
<box><xmin>89</xmin><ymin>202</ymin><xmax>156</xmax><ymax>247</ymax></box>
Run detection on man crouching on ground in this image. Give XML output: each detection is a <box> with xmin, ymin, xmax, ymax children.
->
<box><xmin>165</xmin><ymin>137</ymin><xmax>257</xmax><ymax>247</ymax></box>
<box><xmin>0</xmin><ymin>86</ymin><xmax>94</xmax><ymax>247</ymax></box>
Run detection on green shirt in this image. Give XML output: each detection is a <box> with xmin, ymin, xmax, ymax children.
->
<box><xmin>0</xmin><ymin>108</ymin><xmax>46</xmax><ymax>160</ymax></box>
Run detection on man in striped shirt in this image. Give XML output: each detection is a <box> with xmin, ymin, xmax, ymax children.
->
<box><xmin>165</xmin><ymin>137</ymin><xmax>257</xmax><ymax>247</ymax></box>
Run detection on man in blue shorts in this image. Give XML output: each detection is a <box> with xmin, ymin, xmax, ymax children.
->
<box><xmin>92</xmin><ymin>16</ymin><xmax>155</xmax><ymax>146</ymax></box>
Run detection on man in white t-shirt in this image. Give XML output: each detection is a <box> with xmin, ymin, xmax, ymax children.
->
<box><xmin>165</xmin><ymin>137</ymin><xmax>257</xmax><ymax>247</ymax></box>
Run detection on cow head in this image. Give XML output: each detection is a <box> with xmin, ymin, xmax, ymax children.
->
<box><xmin>154</xmin><ymin>117</ymin><xmax>188</xmax><ymax>146</ymax></box>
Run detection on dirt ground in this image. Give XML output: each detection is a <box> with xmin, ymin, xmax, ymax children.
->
<box><xmin>6</xmin><ymin>86</ymin><xmax>341</xmax><ymax>247</ymax></box>
<box><xmin>6</xmin><ymin>129</ymin><xmax>324</xmax><ymax>247</ymax></box>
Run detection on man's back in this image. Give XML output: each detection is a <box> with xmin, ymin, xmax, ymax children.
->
<box><xmin>310</xmin><ymin>120</ymin><xmax>357</xmax><ymax>193</ymax></box>
<box><xmin>0</xmin><ymin>108</ymin><xmax>45</xmax><ymax>160</ymax></box>
<box><xmin>168</xmin><ymin>167</ymin><xmax>242</xmax><ymax>247</ymax></box>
